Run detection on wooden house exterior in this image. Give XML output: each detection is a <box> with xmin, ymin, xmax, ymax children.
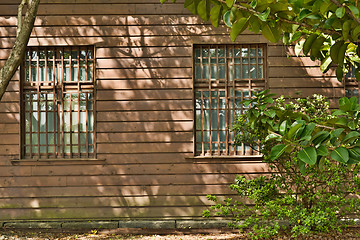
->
<box><xmin>0</xmin><ymin>0</ymin><xmax>353</xmax><ymax>223</ymax></box>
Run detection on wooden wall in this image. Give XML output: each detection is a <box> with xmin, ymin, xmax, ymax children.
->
<box><xmin>0</xmin><ymin>0</ymin><xmax>343</xmax><ymax>221</ymax></box>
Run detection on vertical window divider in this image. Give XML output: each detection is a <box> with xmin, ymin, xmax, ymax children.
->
<box><xmin>225</xmin><ymin>46</ymin><xmax>229</xmax><ymax>156</ymax></box>
<box><xmin>208</xmin><ymin>46</ymin><xmax>212</xmax><ymax>155</ymax></box>
<box><xmin>216</xmin><ymin>46</ymin><xmax>220</xmax><ymax>156</ymax></box>
<box><xmin>78</xmin><ymin>48</ymin><xmax>81</xmax><ymax>157</ymax></box>
<box><xmin>61</xmin><ymin>47</ymin><xmax>65</xmax><ymax>158</ymax></box>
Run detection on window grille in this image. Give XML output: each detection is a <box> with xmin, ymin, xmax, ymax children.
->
<box><xmin>21</xmin><ymin>46</ymin><xmax>95</xmax><ymax>159</ymax></box>
<box><xmin>194</xmin><ymin>44</ymin><xmax>266</xmax><ymax>156</ymax></box>
<box><xmin>345</xmin><ymin>65</ymin><xmax>360</xmax><ymax>101</ymax></box>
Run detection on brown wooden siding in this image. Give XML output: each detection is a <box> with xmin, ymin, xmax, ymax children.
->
<box><xmin>0</xmin><ymin>0</ymin><xmax>343</xmax><ymax>221</ymax></box>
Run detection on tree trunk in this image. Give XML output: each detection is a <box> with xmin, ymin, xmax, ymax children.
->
<box><xmin>0</xmin><ymin>0</ymin><xmax>40</xmax><ymax>100</ymax></box>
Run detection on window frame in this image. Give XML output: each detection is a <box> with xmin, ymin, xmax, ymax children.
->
<box><xmin>192</xmin><ymin>44</ymin><xmax>267</xmax><ymax>157</ymax></box>
<box><xmin>20</xmin><ymin>46</ymin><xmax>96</xmax><ymax>160</ymax></box>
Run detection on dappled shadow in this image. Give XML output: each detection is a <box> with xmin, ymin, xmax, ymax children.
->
<box><xmin>0</xmin><ymin>1</ymin><xmax>338</xmax><ymax>221</ymax></box>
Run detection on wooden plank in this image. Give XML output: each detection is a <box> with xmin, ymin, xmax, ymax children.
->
<box><xmin>0</xmin><ymin>25</ymin><xmax>231</xmax><ymax>38</ymax></box>
<box><xmin>0</xmin><ymin>145</ymin><xmax>18</xmax><ymax>155</ymax></box>
<box><xmin>97</xmin><ymin>110</ymin><xmax>193</xmax><ymax>122</ymax></box>
<box><xmin>268</xmin><ymin>66</ymin><xmax>335</xmax><ymax>78</ymax></box>
<box><xmin>268</xmin><ymin>56</ymin><xmax>321</xmax><ymax>67</ymax></box>
<box><xmin>270</xmin><ymin>87</ymin><xmax>344</xmax><ymax>98</ymax></box>
<box><xmin>0</xmin><ymin>113</ymin><xmax>19</xmax><ymax>123</ymax></box>
<box><xmin>1</xmin><ymin>35</ymin><xmax>268</xmax><ymax>48</ymax></box>
<box><xmin>0</xmin><ymin>173</ymin><xmax>241</xmax><ymax>188</ymax></box>
<box><xmin>96</xmin><ymin>57</ymin><xmax>192</xmax><ymax>69</ymax></box>
<box><xmin>97</xmin><ymin>100</ymin><xmax>192</xmax><ymax>111</ymax></box>
<box><xmin>97</xmin><ymin>79</ymin><xmax>192</xmax><ymax>90</ymax></box>
<box><xmin>0</xmin><ymin>206</ymin><xmax>215</xmax><ymax>220</ymax></box>
<box><xmin>0</xmin><ymin>195</ymin><xmax>231</xmax><ymax>209</ymax></box>
<box><xmin>0</xmin><ymin>134</ymin><xmax>18</xmax><ymax>145</ymax></box>
<box><xmin>268</xmin><ymin>77</ymin><xmax>343</xmax><ymax>88</ymax></box>
<box><xmin>28</xmin><ymin>163</ymin><xmax>269</xmax><ymax>176</ymax></box>
<box><xmin>98</xmin><ymin>142</ymin><xmax>192</xmax><ymax>154</ymax></box>
<box><xmin>97</xmin><ymin>153</ymin><xmax>193</xmax><ymax>164</ymax></box>
<box><xmin>0</xmin><ymin>184</ymin><xmax>238</xmax><ymax>198</ymax></box>
<box><xmin>0</xmin><ymin>91</ymin><xmax>19</xmax><ymax>102</ymax></box>
<box><xmin>0</xmin><ymin>102</ymin><xmax>20</xmax><ymax>113</ymax></box>
<box><xmin>0</xmin><ymin>124</ymin><xmax>19</xmax><ymax>134</ymax></box>
<box><xmin>0</xmin><ymin>4</ymin><xmax>189</xmax><ymax>16</ymax></box>
<box><xmin>97</xmin><ymin>132</ymin><xmax>192</xmax><ymax>143</ymax></box>
<box><xmin>97</xmin><ymin>68</ymin><xmax>191</xmax><ymax>80</ymax></box>
<box><xmin>96</xmin><ymin>46</ymin><xmax>192</xmax><ymax>58</ymax></box>
<box><xmin>96</xmin><ymin>90</ymin><xmax>192</xmax><ymax>101</ymax></box>
<box><xmin>0</xmin><ymin>15</ymin><xmax>206</xmax><ymax>27</ymax></box>
<box><xmin>97</xmin><ymin>121</ymin><xmax>193</xmax><ymax>132</ymax></box>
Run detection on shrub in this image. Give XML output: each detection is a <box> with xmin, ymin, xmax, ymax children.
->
<box><xmin>203</xmin><ymin>91</ymin><xmax>360</xmax><ymax>239</ymax></box>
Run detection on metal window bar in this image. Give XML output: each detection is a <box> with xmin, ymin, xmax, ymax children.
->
<box><xmin>345</xmin><ymin>65</ymin><xmax>360</xmax><ymax>102</ymax></box>
<box><xmin>21</xmin><ymin>46</ymin><xmax>95</xmax><ymax>159</ymax></box>
<box><xmin>194</xmin><ymin>44</ymin><xmax>265</xmax><ymax>156</ymax></box>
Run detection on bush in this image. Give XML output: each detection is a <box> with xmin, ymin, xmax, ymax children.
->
<box><xmin>203</xmin><ymin>91</ymin><xmax>360</xmax><ymax>239</ymax></box>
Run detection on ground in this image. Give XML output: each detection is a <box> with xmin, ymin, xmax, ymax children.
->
<box><xmin>1</xmin><ymin>228</ymin><xmax>360</xmax><ymax>240</ymax></box>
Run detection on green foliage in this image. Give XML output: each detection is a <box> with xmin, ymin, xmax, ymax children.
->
<box><xmin>161</xmin><ymin>0</ymin><xmax>360</xmax><ymax>82</ymax></box>
<box><xmin>203</xmin><ymin>91</ymin><xmax>360</xmax><ymax>238</ymax></box>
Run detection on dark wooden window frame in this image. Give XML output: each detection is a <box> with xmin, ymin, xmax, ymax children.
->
<box><xmin>20</xmin><ymin>46</ymin><xmax>96</xmax><ymax>160</ymax></box>
<box><xmin>193</xmin><ymin>44</ymin><xmax>267</xmax><ymax>157</ymax></box>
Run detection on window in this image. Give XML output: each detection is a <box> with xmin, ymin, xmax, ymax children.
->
<box><xmin>21</xmin><ymin>46</ymin><xmax>95</xmax><ymax>159</ymax></box>
<box><xmin>194</xmin><ymin>44</ymin><xmax>266</xmax><ymax>156</ymax></box>
<box><xmin>345</xmin><ymin>66</ymin><xmax>359</xmax><ymax>101</ymax></box>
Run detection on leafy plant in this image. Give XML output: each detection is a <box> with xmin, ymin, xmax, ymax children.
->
<box><xmin>203</xmin><ymin>91</ymin><xmax>360</xmax><ymax>238</ymax></box>
<box><xmin>161</xmin><ymin>0</ymin><xmax>360</xmax><ymax>81</ymax></box>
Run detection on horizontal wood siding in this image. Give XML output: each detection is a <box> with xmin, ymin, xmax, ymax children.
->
<box><xmin>0</xmin><ymin>0</ymin><xmax>343</xmax><ymax>221</ymax></box>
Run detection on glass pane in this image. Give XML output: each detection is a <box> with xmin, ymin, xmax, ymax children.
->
<box><xmin>219</xmin><ymin>110</ymin><xmax>226</xmax><ymax>130</ymax></box>
<box><xmin>72</xmin><ymin>133</ymin><xmax>78</xmax><ymax>144</ymax></box>
<box><xmin>218</xmin><ymin>65</ymin><xmax>225</xmax><ymax>79</ymax></box>
<box><xmin>258</xmin><ymin>65</ymin><xmax>263</xmax><ymax>78</ymax></box>
<box><xmin>195</xmin><ymin>48</ymin><xmax>201</xmax><ymax>58</ymax></box>
<box><xmin>250</xmin><ymin>66</ymin><xmax>257</xmax><ymax>79</ymax></box>
<box><xmin>211</xmin><ymin>110</ymin><xmax>218</xmax><ymax>129</ymax></box>
<box><xmin>234</xmin><ymin>66</ymin><xmax>241</xmax><ymax>79</ymax></box>
<box><xmin>80</xmin><ymin>112</ymin><xmax>87</xmax><ymax>131</ymax></box>
<box><xmin>64</xmin><ymin>112</ymin><xmax>70</xmax><ymax>131</ymax></box>
<box><xmin>88</xmin><ymin>133</ymin><xmax>94</xmax><ymax>144</ymax></box>
<box><xmin>202</xmin><ymin>64</ymin><xmax>209</xmax><ymax>79</ymax></box>
<box><xmin>203</xmin><ymin>131</ymin><xmax>210</xmax><ymax>142</ymax></box>
<box><xmin>242</xmin><ymin>65</ymin><xmax>249</xmax><ymax>79</ymax></box>
<box><xmin>72</xmin><ymin>112</ymin><xmax>79</xmax><ymax>131</ymax></box>
<box><xmin>203</xmin><ymin>110</ymin><xmax>210</xmax><ymax>130</ymax></box>
<box><xmin>80</xmin><ymin>133</ymin><xmax>87</xmax><ymax>145</ymax></box>
<box><xmin>202</xmin><ymin>48</ymin><xmax>209</xmax><ymax>57</ymax></box>
<box><xmin>195</xmin><ymin>65</ymin><xmax>201</xmax><ymax>79</ymax></box>
<box><xmin>250</xmin><ymin>48</ymin><xmax>257</xmax><ymax>57</ymax></box>
<box><xmin>88</xmin><ymin>112</ymin><xmax>94</xmax><ymax>131</ymax></box>
<box><xmin>210</xmin><ymin>65</ymin><xmax>217</xmax><ymax>79</ymax></box>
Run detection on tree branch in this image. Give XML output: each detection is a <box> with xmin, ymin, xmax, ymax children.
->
<box><xmin>217</xmin><ymin>0</ymin><xmax>340</xmax><ymax>36</ymax></box>
<box><xmin>0</xmin><ymin>0</ymin><xmax>39</xmax><ymax>101</ymax></box>
<box><xmin>330</xmin><ymin>0</ymin><xmax>360</xmax><ymax>24</ymax></box>
<box><xmin>17</xmin><ymin>0</ymin><xmax>27</xmax><ymax>37</ymax></box>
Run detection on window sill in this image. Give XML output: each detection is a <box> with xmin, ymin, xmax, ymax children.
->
<box><xmin>185</xmin><ymin>155</ymin><xmax>263</xmax><ymax>163</ymax></box>
<box><xmin>11</xmin><ymin>158</ymin><xmax>105</xmax><ymax>165</ymax></box>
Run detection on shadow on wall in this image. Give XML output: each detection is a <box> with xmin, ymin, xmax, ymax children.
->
<box><xmin>0</xmin><ymin>3</ymin><xmax>339</xmax><ymax>220</ymax></box>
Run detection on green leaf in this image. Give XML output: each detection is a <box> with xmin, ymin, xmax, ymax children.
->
<box><xmin>265</xmin><ymin>133</ymin><xmax>281</xmax><ymax>142</ymax></box>
<box><xmin>197</xmin><ymin>0</ymin><xmax>210</xmax><ymax>21</ymax></box>
<box><xmin>338</xmin><ymin>43</ymin><xmax>349</xmax><ymax>67</ymax></box>
<box><xmin>335</xmin><ymin>7</ymin><xmax>345</xmax><ymax>18</ymax></box>
<box><xmin>290</xmin><ymin>32</ymin><xmax>302</xmax><ymax>43</ymax></box>
<box><xmin>261</xmin><ymin>23</ymin><xmax>281</xmax><ymax>43</ymax></box>
<box><xmin>264</xmin><ymin>109</ymin><xmax>276</xmax><ymax>118</ymax></box>
<box><xmin>224</xmin><ymin>10</ymin><xmax>232</xmax><ymax>27</ymax></box>
<box><xmin>185</xmin><ymin>0</ymin><xmax>198</xmax><ymax>14</ymax></box>
<box><xmin>330</xmin><ymin>147</ymin><xmax>349</xmax><ymax>163</ymax></box>
<box><xmin>279</xmin><ymin>120</ymin><xmax>287</xmax><ymax>135</ymax></box>
<box><xmin>311</xmin><ymin>131</ymin><xmax>330</xmax><ymax>146</ymax></box>
<box><xmin>343</xmin><ymin>20</ymin><xmax>352</xmax><ymax>40</ymax></box>
<box><xmin>311</xmin><ymin>36</ymin><xmax>326</xmax><ymax>58</ymax></box>
<box><xmin>298</xmin><ymin>147</ymin><xmax>317</xmax><ymax>165</ymax></box>
<box><xmin>351</xmin><ymin>25</ymin><xmax>360</xmax><ymax>40</ymax></box>
<box><xmin>249</xmin><ymin>15</ymin><xmax>261</xmax><ymax>33</ymax></box>
<box><xmin>303</xmin><ymin>33</ymin><xmax>318</xmax><ymax>56</ymax></box>
<box><xmin>269</xmin><ymin>144</ymin><xmax>288</xmax><ymax>160</ymax></box>
<box><xmin>160</xmin><ymin>0</ymin><xmax>168</xmax><ymax>3</ymax></box>
<box><xmin>348</xmin><ymin>5</ymin><xmax>360</xmax><ymax>18</ymax></box>
<box><xmin>287</xmin><ymin>123</ymin><xmax>304</xmax><ymax>139</ymax></box>
<box><xmin>343</xmin><ymin>131</ymin><xmax>360</xmax><ymax>144</ymax></box>
<box><xmin>336</xmin><ymin>66</ymin><xmax>344</xmax><ymax>82</ymax></box>
<box><xmin>330</xmin><ymin>40</ymin><xmax>344</xmax><ymax>63</ymax></box>
<box><xmin>299</xmin><ymin>9</ymin><xmax>311</xmax><ymax>20</ymax></box>
<box><xmin>298</xmin><ymin>160</ymin><xmax>306</xmax><ymax>174</ymax></box>
<box><xmin>226</xmin><ymin>0</ymin><xmax>234</xmax><ymax>8</ymax></box>
<box><xmin>210</xmin><ymin>5</ymin><xmax>222</xmax><ymax>27</ymax></box>
<box><xmin>320</xmin><ymin>56</ymin><xmax>332</xmax><ymax>73</ymax></box>
<box><xmin>295</xmin><ymin>41</ymin><xmax>304</xmax><ymax>56</ymax></box>
<box><xmin>257</xmin><ymin>7</ymin><xmax>270</xmax><ymax>22</ymax></box>
<box><xmin>230</xmin><ymin>17</ymin><xmax>249</xmax><ymax>41</ymax></box>
<box><xmin>332</xmin><ymin>110</ymin><xmax>346</xmax><ymax>116</ymax></box>
<box><xmin>349</xmin><ymin>146</ymin><xmax>360</xmax><ymax>160</ymax></box>
<box><xmin>300</xmin><ymin>122</ymin><xmax>316</xmax><ymax>139</ymax></box>
<box><xmin>250</xmin><ymin>0</ymin><xmax>257</xmax><ymax>8</ymax></box>
<box><xmin>317</xmin><ymin>145</ymin><xmax>329</xmax><ymax>156</ymax></box>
